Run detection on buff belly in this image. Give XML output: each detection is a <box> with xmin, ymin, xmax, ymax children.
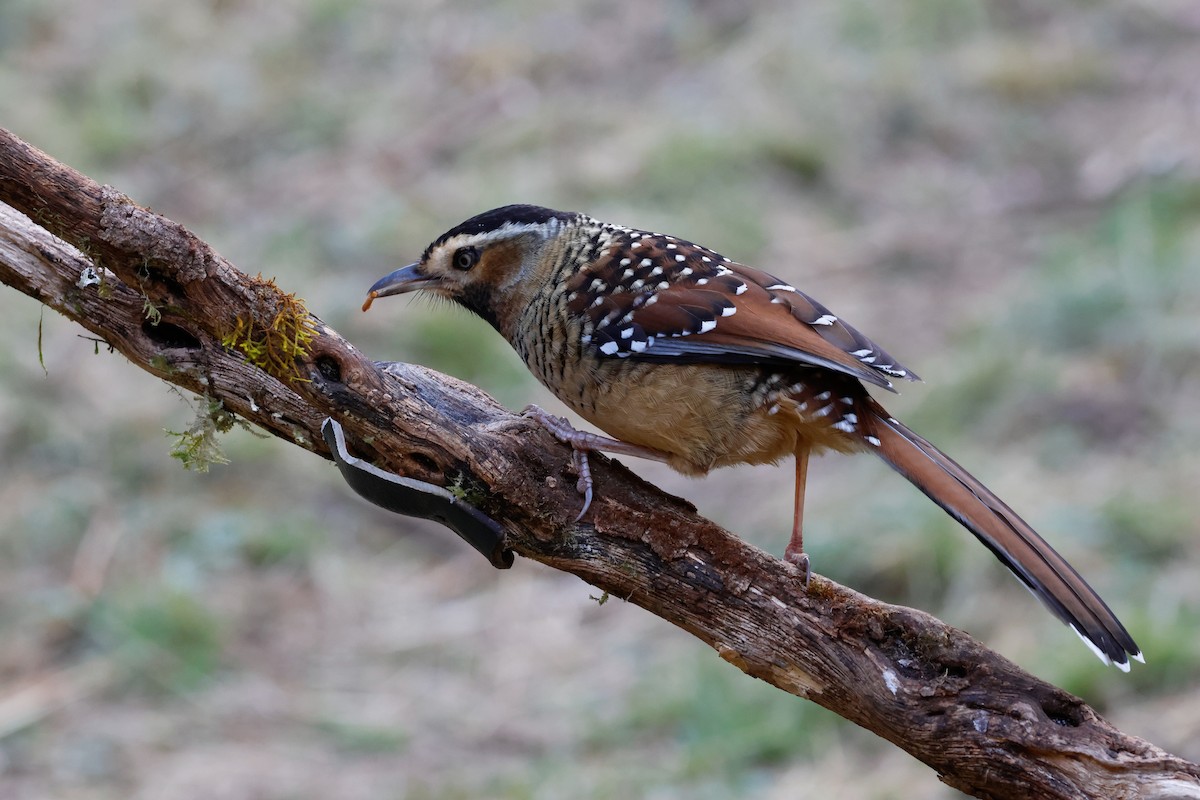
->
<box><xmin>546</xmin><ymin>360</ymin><xmax>864</xmax><ymax>476</ymax></box>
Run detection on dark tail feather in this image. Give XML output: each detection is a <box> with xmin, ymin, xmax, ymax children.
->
<box><xmin>865</xmin><ymin>400</ymin><xmax>1141</xmax><ymax>670</ymax></box>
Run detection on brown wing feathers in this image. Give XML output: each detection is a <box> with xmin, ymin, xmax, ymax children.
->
<box><xmin>568</xmin><ymin>231</ymin><xmax>919</xmax><ymax>390</ymax></box>
<box><xmin>863</xmin><ymin>400</ymin><xmax>1141</xmax><ymax>669</ymax></box>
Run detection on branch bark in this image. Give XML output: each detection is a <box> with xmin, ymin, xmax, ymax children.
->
<box><xmin>1</xmin><ymin>126</ymin><xmax>1197</xmax><ymax>800</ymax></box>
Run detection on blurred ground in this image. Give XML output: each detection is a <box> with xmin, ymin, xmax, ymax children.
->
<box><xmin>1</xmin><ymin>1</ymin><xmax>1199</xmax><ymax>798</ymax></box>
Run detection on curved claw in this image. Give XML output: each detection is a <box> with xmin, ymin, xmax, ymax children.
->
<box><xmin>572</xmin><ymin>449</ymin><xmax>594</xmax><ymax>521</ymax></box>
<box><xmin>521</xmin><ymin>403</ymin><xmax>669</xmax><ymax>524</ymax></box>
<box><xmin>786</xmin><ymin>551</ymin><xmax>812</xmax><ymax>588</ymax></box>
<box><xmin>524</xmin><ymin>404</ymin><xmax>597</xmax><ymax>522</ymax></box>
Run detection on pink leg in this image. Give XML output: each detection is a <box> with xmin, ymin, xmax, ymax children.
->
<box><xmin>784</xmin><ymin>447</ymin><xmax>812</xmax><ymax>585</ymax></box>
<box><xmin>523</xmin><ymin>405</ymin><xmax>671</xmax><ymax>521</ymax></box>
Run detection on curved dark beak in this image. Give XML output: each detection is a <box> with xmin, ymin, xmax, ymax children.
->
<box><xmin>362</xmin><ymin>263</ymin><xmax>438</xmax><ymax>312</ymax></box>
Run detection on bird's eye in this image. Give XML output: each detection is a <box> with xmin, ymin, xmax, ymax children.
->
<box><xmin>452</xmin><ymin>247</ymin><xmax>480</xmax><ymax>271</ymax></box>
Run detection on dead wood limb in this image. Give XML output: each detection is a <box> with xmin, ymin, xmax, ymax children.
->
<box><xmin>2</xmin><ymin>126</ymin><xmax>1197</xmax><ymax>800</ymax></box>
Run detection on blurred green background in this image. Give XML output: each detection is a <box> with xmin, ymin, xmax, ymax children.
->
<box><xmin>2</xmin><ymin>1</ymin><xmax>1199</xmax><ymax>797</ymax></box>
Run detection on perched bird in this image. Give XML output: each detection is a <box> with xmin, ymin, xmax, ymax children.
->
<box><xmin>363</xmin><ymin>204</ymin><xmax>1141</xmax><ymax>670</ymax></box>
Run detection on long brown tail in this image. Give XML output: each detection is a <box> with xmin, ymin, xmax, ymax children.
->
<box><xmin>865</xmin><ymin>400</ymin><xmax>1141</xmax><ymax>670</ymax></box>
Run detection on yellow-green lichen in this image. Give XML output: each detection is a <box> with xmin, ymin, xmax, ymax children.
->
<box><xmin>142</xmin><ymin>294</ymin><xmax>162</xmax><ymax>325</ymax></box>
<box><xmin>37</xmin><ymin>308</ymin><xmax>48</xmax><ymax>376</ymax></box>
<box><xmin>220</xmin><ymin>278</ymin><xmax>317</xmax><ymax>383</ymax></box>
<box><xmin>134</xmin><ymin>261</ymin><xmax>163</xmax><ymax>325</ymax></box>
<box><xmin>164</xmin><ymin>391</ymin><xmax>267</xmax><ymax>472</ymax></box>
<box><xmin>448</xmin><ymin>473</ymin><xmax>489</xmax><ymax>507</ymax></box>
<box><xmin>166</xmin><ymin>395</ymin><xmax>235</xmax><ymax>472</ymax></box>
<box><xmin>148</xmin><ymin>354</ymin><xmax>176</xmax><ymax>374</ymax></box>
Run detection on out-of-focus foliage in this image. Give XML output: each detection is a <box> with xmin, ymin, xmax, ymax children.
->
<box><xmin>2</xmin><ymin>0</ymin><xmax>1198</xmax><ymax>797</ymax></box>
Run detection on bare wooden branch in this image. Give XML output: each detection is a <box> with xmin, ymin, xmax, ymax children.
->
<box><xmin>2</xmin><ymin>126</ymin><xmax>1197</xmax><ymax>800</ymax></box>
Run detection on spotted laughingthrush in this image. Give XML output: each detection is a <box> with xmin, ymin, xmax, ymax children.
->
<box><xmin>363</xmin><ymin>204</ymin><xmax>1141</xmax><ymax>670</ymax></box>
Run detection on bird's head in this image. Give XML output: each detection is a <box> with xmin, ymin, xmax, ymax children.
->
<box><xmin>362</xmin><ymin>205</ymin><xmax>579</xmax><ymax>332</ymax></box>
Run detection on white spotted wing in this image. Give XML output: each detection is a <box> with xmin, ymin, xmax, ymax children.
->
<box><xmin>565</xmin><ymin>231</ymin><xmax>919</xmax><ymax>391</ymax></box>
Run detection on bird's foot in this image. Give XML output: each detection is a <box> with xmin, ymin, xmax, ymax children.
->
<box><xmin>784</xmin><ymin>547</ymin><xmax>812</xmax><ymax>588</ymax></box>
<box><xmin>522</xmin><ymin>405</ymin><xmax>598</xmax><ymax>521</ymax></box>
<box><xmin>521</xmin><ymin>405</ymin><xmax>671</xmax><ymax>522</ymax></box>
<box><xmin>570</xmin><ymin>449</ymin><xmax>594</xmax><ymax>522</ymax></box>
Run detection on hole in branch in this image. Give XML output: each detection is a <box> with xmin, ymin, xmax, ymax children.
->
<box><xmin>411</xmin><ymin>451</ymin><xmax>440</xmax><ymax>474</ymax></box>
<box><xmin>315</xmin><ymin>355</ymin><xmax>342</xmax><ymax>383</ymax></box>
<box><xmin>1039</xmin><ymin>694</ymin><xmax>1084</xmax><ymax>728</ymax></box>
<box><xmin>142</xmin><ymin>320</ymin><xmax>201</xmax><ymax>350</ymax></box>
<box><xmin>139</xmin><ymin>264</ymin><xmax>186</xmax><ymax>298</ymax></box>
